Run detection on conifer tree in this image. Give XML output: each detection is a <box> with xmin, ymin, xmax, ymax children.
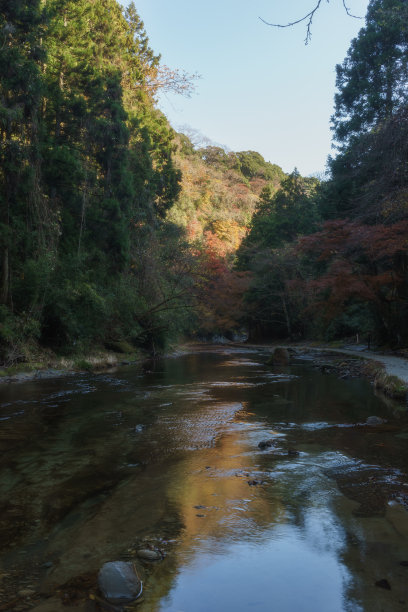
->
<box><xmin>332</xmin><ymin>0</ymin><xmax>408</xmax><ymax>148</ymax></box>
<box><xmin>0</xmin><ymin>0</ymin><xmax>44</xmax><ymax>305</ymax></box>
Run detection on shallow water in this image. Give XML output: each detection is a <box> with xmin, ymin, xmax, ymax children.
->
<box><xmin>0</xmin><ymin>345</ymin><xmax>408</xmax><ymax>611</ymax></box>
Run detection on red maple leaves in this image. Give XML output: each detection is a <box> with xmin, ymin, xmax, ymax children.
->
<box><xmin>297</xmin><ymin>219</ymin><xmax>408</xmax><ymax>317</ymax></box>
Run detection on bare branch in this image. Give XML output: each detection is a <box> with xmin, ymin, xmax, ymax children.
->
<box><xmin>259</xmin><ymin>0</ymin><xmax>323</xmax><ymax>44</ymax></box>
<box><xmin>260</xmin><ymin>0</ymin><xmax>362</xmax><ymax>45</ymax></box>
<box><xmin>342</xmin><ymin>0</ymin><xmax>362</xmax><ymax>18</ymax></box>
<box><xmin>145</xmin><ymin>65</ymin><xmax>200</xmax><ymax>98</ymax></box>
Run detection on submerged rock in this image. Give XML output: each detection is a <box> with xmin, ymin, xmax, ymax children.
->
<box><xmin>98</xmin><ymin>561</ymin><xmax>142</xmax><ymax>604</ymax></box>
<box><xmin>258</xmin><ymin>439</ymin><xmax>274</xmax><ymax>450</ymax></box>
<box><xmin>375</xmin><ymin>578</ymin><xmax>391</xmax><ymax>590</ymax></box>
<box><xmin>41</xmin><ymin>561</ymin><xmax>53</xmax><ymax>569</ymax></box>
<box><xmin>18</xmin><ymin>588</ymin><xmax>36</xmax><ymax>597</ymax></box>
<box><xmin>137</xmin><ymin>549</ymin><xmax>162</xmax><ymax>562</ymax></box>
<box><xmin>366</xmin><ymin>416</ymin><xmax>386</xmax><ymax>426</ymax></box>
<box><xmin>270</xmin><ymin>348</ymin><xmax>290</xmax><ymax>365</ymax></box>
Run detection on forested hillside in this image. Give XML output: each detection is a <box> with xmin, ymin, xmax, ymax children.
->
<box><xmin>1</xmin><ymin>0</ymin><xmax>407</xmax><ymax>367</ymax></box>
<box><xmin>0</xmin><ymin>0</ymin><xmax>195</xmax><ymax>362</ymax></box>
<box><xmin>0</xmin><ymin>0</ymin><xmax>285</xmax><ymax>364</ymax></box>
<box><xmin>166</xmin><ymin>140</ymin><xmax>286</xmax><ymax>338</ymax></box>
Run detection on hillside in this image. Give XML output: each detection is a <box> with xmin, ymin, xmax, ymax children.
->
<box><xmin>168</xmin><ymin>137</ymin><xmax>285</xmax><ymax>258</ymax></box>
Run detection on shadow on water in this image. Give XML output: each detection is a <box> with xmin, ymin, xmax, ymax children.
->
<box><xmin>0</xmin><ymin>345</ymin><xmax>407</xmax><ymax>611</ymax></box>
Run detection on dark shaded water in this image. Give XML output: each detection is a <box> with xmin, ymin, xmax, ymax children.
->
<box><xmin>0</xmin><ymin>345</ymin><xmax>408</xmax><ymax>611</ymax></box>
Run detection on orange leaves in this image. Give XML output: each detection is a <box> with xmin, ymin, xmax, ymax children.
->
<box><xmin>359</xmin><ymin>220</ymin><xmax>408</xmax><ymax>259</ymax></box>
<box><xmin>299</xmin><ymin>219</ymin><xmax>408</xmax><ymax>264</ymax></box>
<box><xmin>299</xmin><ymin>220</ymin><xmax>354</xmax><ymax>260</ymax></box>
<box><xmin>297</xmin><ymin>219</ymin><xmax>408</xmax><ymax>319</ymax></box>
<box><xmin>168</xmin><ymin>140</ymin><xmax>260</xmax><ymax>258</ymax></box>
<box><xmin>195</xmin><ymin>256</ymin><xmax>251</xmax><ymax>333</ymax></box>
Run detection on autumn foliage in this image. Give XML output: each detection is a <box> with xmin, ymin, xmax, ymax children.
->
<box><xmin>194</xmin><ymin>239</ymin><xmax>251</xmax><ymax>336</ymax></box>
<box><xmin>296</xmin><ymin>219</ymin><xmax>408</xmax><ymax>339</ymax></box>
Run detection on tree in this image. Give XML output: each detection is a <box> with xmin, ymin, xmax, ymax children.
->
<box><xmin>332</xmin><ymin>0</ymin><xmax>408</xmax><ymax>148</ymax></box>
<box><xmin>194</xmin><ymin>241</ymin><xmax>250</xmax><ymax>337</ymax></box>
<box><xmin>0</xmin><ymin>0</ymin><xmax>45</xmax><ymax>305</ymax></box>
<box><xmin>0</xmin><ymin>0</ymin><xmax>194</xmax><ymax>361</ymax></box>
<box><xmin>239</xmin><ymin>170</ymin><xmax>320</xmax><ymax>258</ymax></box>
<box><xmin>243</xmin><ymin>244</ymin><xmax>309</xmax><ymax>340</ymax></box>
<box><xmin>328</xmin><ymin>104</ymin><xmax>408</xmax><ymax>220</ymax></box>
<box><xmin>236</xmin><ymin>151</ymin><xmax>285</xmax><ymax>185</ymax></box>
<box><xmin>236</xmin><ymin>170</ymin><xmax>321</xmax><ymax>339</ymax></box>
<box><xmin>298</xmin><ymin>219</ymin><xmax>408</xmax><ymax>344</ymax></box>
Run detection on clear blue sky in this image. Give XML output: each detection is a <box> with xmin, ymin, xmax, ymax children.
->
<box><xmin>123</xmin><ymin>0</ymin><xmax>369</xmax><ymax>176</ymax></box>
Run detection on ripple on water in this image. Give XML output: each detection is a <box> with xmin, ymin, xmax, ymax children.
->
<box><xmin>0</xmin><ymin>409</ymin><xmax>25</xmax><ymax>421</ymax></box>
<box><xmin>1</xmin><ymin>347</ymin><xmax>407</xmax><ymax>612</ymax></box>
<box><xmin>156</xmin><ymin>402</ymin><xmax>245</xmax><ymax>450</ymax></box>
<box><xmin>220</xmin><ymin>359</ymin><xmax>263</xmax><ymax>367</ymax></box>
<box><xmin>207</xmin><ymin>381</ymin><xmax>265</xmax><ymax>388</ymax></box>
<box><xmin>301</xmin><ymin>421</ymin><xmax>333</xmax><ymax>430</ymax></box>
<box><xmin>263</xmin><ymin>373</ymin><xmax>300</xmax><ymax>381</ymax></box>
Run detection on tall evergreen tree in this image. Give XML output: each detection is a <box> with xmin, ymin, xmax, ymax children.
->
<box><xmin>239</xmin><ymin>170</ymin><xmax>320</xmax><ymax>257</ymax></box>
<box><xmin>332</xmin><ymin>0</ymin><xmax>408</xmax><ymax>148</ymax></box>
<box><xmin>0</xmin><ymin>0</ymin><xmax>45</xmax><ymax>306</ymax></box>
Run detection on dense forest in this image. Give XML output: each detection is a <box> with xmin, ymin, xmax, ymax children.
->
<box><xmin>0</xmin><ymin>0</ymin><xmax>407</xmax><ymax>367</ymax></box>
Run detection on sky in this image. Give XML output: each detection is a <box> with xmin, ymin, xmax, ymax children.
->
<box><xmin>122</xmin><ymin>0</ymin><xmax>370</xmax><ymax>176</ymax></box>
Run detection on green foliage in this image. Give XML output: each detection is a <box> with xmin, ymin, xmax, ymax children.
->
<box><xmin>236</xmin><ymin>170</ymin><xmax>321</xmax><ymax>340</ymax></box>
<box><xmin>235</xmin><ymin>1</ymin><xmax>408</xmax><ymax>347</ymax></box>
<box><xmin>74</xmin><ymin>359</ymin><xmax>93</xmax><ymax>371</ymax></box>
<box><xmin>236</xmin><ymin>151</ymin><xmax>285</xmax><ymax>185</ymax></box>
<box><xmin>322</xmin><ymin>304</ymin><xmax>376</xmax><ymax>342</ymax></box>
<box><xmin>167</xmin><ymin>133</ymin><xmax>287</xmax><ymax>273</ymax></box>
<box><xmin>0</xmin><ymin>304</ymin><xmax>41</xmax><ymax>365</ymax></box>
<box><xmin>2</xmin><ymin>0</ymin><xmax>407</xmax><ymax>356</ymax></box>
<box><xmin>198</xmin><ymin>146</ymin><xmax>241</xmax><ymax>172</ymax></box>
<box><xmin>328</xmin><ymin>105</ymin><xmax>408</xmax><ymax>221</ymax></box>
<box><xmin>332</xmin><ymin>0</ymin><xmax>408</xmax><ymax>148</ymax></box>
<box><xmin>40</xmin><ymin>272</ymin><xmax>108</xmax><ymax>350</ymax></box>
<box><xmin>0</xmin><ymin>0</ymin><xmax>189</xmax><ymax>359</ymax></box>
<box><xmin>238</xmin><ymin>170</ymin><xmax>320</xmax><ymax>263</ymax></box>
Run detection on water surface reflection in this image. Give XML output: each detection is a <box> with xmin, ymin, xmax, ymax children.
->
<box><xmin>0</xmin><ymin>346</ymin><xmax>407</xmax><ymax>611</ymax></box>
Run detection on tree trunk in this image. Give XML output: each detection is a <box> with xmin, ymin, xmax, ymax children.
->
<box><xmin>281</xmin><ymin>293</ymin><xmax>292</xmax><ymax>339</ymax></box>
<box><xmin>78</xmin><ymin>170</ymin><xmax>88</xmax><ymax>257</ymax></box>
<box><xmin>385</xmin><ymin>63</ymin><xmax>394</xmax><ymax>119</ymax></box>
<box><xmin>1</xmin><ymin>248</ymin><xmax>9</xmax><ymax>305</ymax></box>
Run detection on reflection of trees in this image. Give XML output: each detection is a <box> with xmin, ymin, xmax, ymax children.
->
<box><xmin>1</xmin><ymin>349</ymin><xmax>407</xmax><ymax>610</ymax></box>
<box><xmin>252</xmin><ymin>369</ymin><xmax>408</xmax><ymax>611</ymax></box>
<box><xmin>139</xmin><ymin>422</ymin><xmax>286</xmax><ymax>609</ymax></box>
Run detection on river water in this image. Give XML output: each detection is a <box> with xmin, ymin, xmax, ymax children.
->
<box><xmin>0</xmin><ymin>345</ymin><xmax>407</xmax><ymax>612</ymax></box>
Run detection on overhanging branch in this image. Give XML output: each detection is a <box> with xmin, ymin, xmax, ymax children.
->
<box><xmin>260</xmin><ymin>0</ymin><xmax>362</xmax><ymax>45</ymax></box>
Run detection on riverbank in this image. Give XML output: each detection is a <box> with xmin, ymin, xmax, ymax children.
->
<box><xmin>1</xmin><ymin>341</ymin><xmax>408</xmax><ymax>403</ymax></box>
<box><xmin>232</xmin><ymin>341</ymin><xmax>408</xmax><ymax>402</ymax></box>
<box><xmin>285</xmin><ymin>344</ymin><xmax>408</xmax><ymax>401</ymax></box>
<box><xmin>0</xmin><ymin>347</ymin><xmax>148</xmax><ymax>384</ymax></box>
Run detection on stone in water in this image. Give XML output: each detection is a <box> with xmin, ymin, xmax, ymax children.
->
<box><xmin>98</xmin><ymin>561</ymin><xmax>142</xmax><ymax>604</ymax></box>
<box><xmin>137</xmin><ymin>549</ymin><xmax>162</xmax><ymax>561</ymax></box>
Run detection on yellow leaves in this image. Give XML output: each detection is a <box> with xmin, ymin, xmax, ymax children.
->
<box><xmin>211</xmin><ymin>220</ymin><xmax>246</xmax><ymax>253</ymax></box>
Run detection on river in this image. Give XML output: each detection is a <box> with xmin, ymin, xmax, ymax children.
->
<box><xmin>0</xmin><ymin>345</ymin><xmax>407</xmax><ymax>611</ymax></box>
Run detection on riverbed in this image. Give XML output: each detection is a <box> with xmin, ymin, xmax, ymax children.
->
<box><xmin>0</xmin><ymin>345</ymin><xmax>407</xmax><ymax>611</ymax></box>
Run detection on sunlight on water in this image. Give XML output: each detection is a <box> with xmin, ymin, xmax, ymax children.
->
<box><xmin>0</xmin><ymin>345</ymin><xmax>407</xmax><ymax>611</ymax></box>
